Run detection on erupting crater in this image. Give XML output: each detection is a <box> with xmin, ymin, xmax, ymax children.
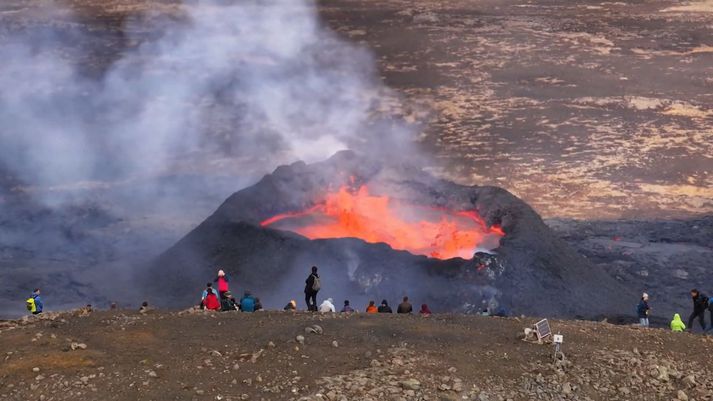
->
<box><xmin>261</xmin><ymin>185</ymin><xmax>504</xmax><ymax>259</ymax></box>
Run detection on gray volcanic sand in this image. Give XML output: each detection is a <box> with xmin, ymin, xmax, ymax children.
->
<box><xmin>319</xmin><ymin>0</ymin><xmax>713</xmax><ymax>219</ymax></box>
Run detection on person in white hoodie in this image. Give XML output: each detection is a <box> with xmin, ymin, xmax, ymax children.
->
<box><xmin>319</xmin><ymin>298</ymin><xmax>336</xmax><ymax>313</ymax></box>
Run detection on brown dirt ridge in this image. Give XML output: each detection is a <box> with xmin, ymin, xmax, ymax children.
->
<box><xmin>2</xmin><ymin>308</ymin><xmax>713</xmax><ymax>401</ymax></box>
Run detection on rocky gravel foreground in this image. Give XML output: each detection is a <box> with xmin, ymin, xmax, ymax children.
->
<box><xmin>1</xmin><ymin>309</ymin><xmax>712</xmax><ymax>401</ymax></box>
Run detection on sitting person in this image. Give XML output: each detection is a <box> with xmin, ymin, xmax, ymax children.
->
<box><xmin>200</xmin><ymin>283</ymin><xmax>220</xmax><ymax>309</ymax></box>
<box><xmin>202</xmin><ymin>292</ymin><xmax>221</xmax><ymax>311</ymax></box>
<box><xmin>254</xmin><ymin>297</ymin><xmax>264</xmax><ymax>311</ymax></box>
<box><xmin>319</xmin><ymin>298</ymin><xmax>336</xmax><ymax>313</ymax></box>
<box><xmin>671</xmin><ymin>313</ymin><xmax>686</xmax><ymax>332</ymax></box>
<box><xmin>239</xmin><ymin>291</ymin><xmax>257</xmax><ymax>312</ymax></box>
<box><xmin>419</xmin><ymin>304</ymin><xmax>432</xmax><ymax>317</ymax></box>
<box><xmin>221</xmin><ymin>291</ymin><xmax>239</xmax><ymax>311</ymax></box>
<box><xmin>365</xmin><ymin>300</ymin><xmax>378</xmax><ymax>313</ymax></box>
<box><xmin>397</xmin><ymin>296</ymin><xmax>413</xmax><ymax>314</ymax></box>
<box><xmin>341</xmin><ymin>300</ymin><xmax>355</xmax><ymax>313</ymax></box>
<box><xmin>284</xmin><ymin>300</ymin><xmax>297</xmax><ymax>311</ymax></box>
<box><xmin>378</xmin><ymin>299</ymin><xmax>392</xmax><ymax>313</ymax></box>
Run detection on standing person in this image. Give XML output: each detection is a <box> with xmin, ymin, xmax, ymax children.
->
<box><xmin>637</xmin><ymin>293</ymin><xmax>651</xmax><ymax>327</ymax></box>
<box><xmin>365</xmin><ymin>300</ymin><xmax>378</xmax><ymax>313</ymax></box>
<box><xmin>26</xmin><ymin>288</ymin><xmax>43</xmax><ymax>315</ymax></box>
<box><xmin>378</xmin><ymin>299</ymin><xmax>392</xmax><ymax>313</ymax></box>
<box><xmin>341</xmin><ymin>300</ymin><xmax>355</xmax><ymax>313</ymax></box>
<box><xmin>687</xmin><ymin>289</ymin><xmax>708</xmax><ymax>332</ymax></box>
<box><xmin>319</xmin><ymin>298</ymin><xmax>336</xmax><ymax>313</ymax></box>
<box><xmin>304</xmin><ymin>266</ymin><xmax>320</xmax><ymax>311</ymax></box>
<box><xmin>397</xmin><ymin>296</ymin><xmax>413</xmax><ymax>314</ymax></box>
<box><xmin>670</xmin><ymin>313</ymin><xmax>686</xmax><ymax>332</ymax></box>
<box><xmin>214</xmin><ymin>269</ymin><xmax>230</xmax><ymax>299</ymax></box>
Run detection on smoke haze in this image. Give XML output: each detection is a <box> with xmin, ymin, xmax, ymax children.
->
<box><xmin>0</xmin><ymin>0</ymin><xmax>413</xmax><ymax>196</ymax></box>
<box><xmin>0</xmin><ymin>0</ymin><xmax>420</xmax><ymax>316</ymax></box>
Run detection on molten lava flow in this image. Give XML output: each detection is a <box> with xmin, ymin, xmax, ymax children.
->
<box><xmin>261</xmin><ymin>186</ymin><xmax>504</xmax><ymax>259</ymax></box>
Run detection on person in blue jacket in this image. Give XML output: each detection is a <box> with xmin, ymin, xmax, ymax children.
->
<box><xmin>239</xmin><ymin>290</ymin><xmax>257</xmax><ymax>312</ymax></box>
<box><xmin>31</xmin><ymin>288</ymin><xmax>43</xmax><ymax>314</ymax></box>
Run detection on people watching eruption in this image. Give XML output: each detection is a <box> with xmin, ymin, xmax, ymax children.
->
<box><xmin>419</xmin><ymin>304</ymin><xmax>432</xmax><ymax>317</ymax></box>
<box><xmin>284</xmin><ymin>300</ymin><xmax>297</xmax><ymax>311</ymax></box>
<box><xmin>221</xmin><ymin>291</ymin><xmax>239</xmax><ymax>311</ymax></box>
<box><xmin>319</xmin><ymin>298</ymin><xmax>336</xmax><ymax>313</ymax></box>
<box><xmin>637</xmin><ymin>292</ymin><xmax>650</xmax><ymax>327</ymax></box>
<box><xmin>378</xmin><ymin>299</ymin><xmax>392</xmax><ymax>313</ymax></box>
<box><xmin>26</xmin><ymin>288</ymin><xmax>43</xmax><ymax>315</ymax></box>
<box><xmin>240</xmin><ymin>291</ymin><xmax>257</xmax><ymax>312</ymax></box>
<box><xmin>201</xmin><ymin>283</ymin><xmax>220</xmax><ymax>309</ymax></box>
<box><xmin>202</xmin><ymin>291</ymin><xmax>221</xmax><ymax>311</ymax></box>
<box><xmin>688</xmin><ymin>289</ymin><xmax>708</xmax><ymax>332</ymax></box>
<box><xmin>366</xmin><ymin>300</ymin><xmax>378</xmax><ymax>313</ymax></box>
<box><xmin>670</xmin><ymin>313</ymin><xmax>686</xmax><ymax>332</ymax></box>
<box><xmin>341</xmin><ymin>300</ymin><xmax>354</xmax><ymax>313</ymax></box>
<box><xmin>397</xmin><ymin>296</ymin><xmax>413</xmax><ymax>314</ymax></box>
<box><xmin>304</xmin><ymin>266</ymin><xmax>320</xmax><ymax>311</ymax></box>
<box><xmin>215</xmin><ymin>269</ymin><xmax>230</xmax><ymax>299</ymax></box>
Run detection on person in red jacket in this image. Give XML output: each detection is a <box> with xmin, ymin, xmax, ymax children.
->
<box><xmin>214</xmin><ymin>269</ymin><xmax>230</xmax><ymax>299</ymax></box>
<box><xmin>203</xmin><ymin>290</ymin><xmax>221</xmax><ymax>311</ymax></box>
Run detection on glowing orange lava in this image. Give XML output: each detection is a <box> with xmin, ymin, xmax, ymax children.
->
<box><xmin>261</xmin><ymin>186</ymin><xmax>504</xmax><ymax>259</ymax></box>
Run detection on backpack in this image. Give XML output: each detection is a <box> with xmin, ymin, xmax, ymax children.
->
<box><xmin>26</xmin><ymin>297</ymin><xmax>36</xmax><ymax>313</ymax></box>
<box><xmin>311</xmin><ymin>275</ymin><xmax>321</xmax><ymax>292</ymax></box>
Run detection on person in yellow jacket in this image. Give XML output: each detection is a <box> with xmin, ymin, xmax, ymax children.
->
<box><xmin>671</xmin><ymin>313</ymin><xmax>686</xmax><ymax>332</ymax></box>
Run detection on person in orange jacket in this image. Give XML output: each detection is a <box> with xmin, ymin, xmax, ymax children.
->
<box><xmin>365</xmin><ymin>300</ymin><xmax>378</xmax><ymax>313</ymax></box>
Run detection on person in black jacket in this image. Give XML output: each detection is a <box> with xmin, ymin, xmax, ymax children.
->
<box><xmin>304</xmin><ymin>266</ymin><xmax>320</xmax><ymax>312</ymax></box>
<box><xmin>378</xmin><ymin>299</ymin><xmax>392</xmax><ymax>313</ymax></box>
<box><xmin>688</xmin><ymin>289</ymin><xmax>708</xmax><ymax>332</ymax></box>
<box><xmin>220</xmin><ymin>291</ymin><xmax>239</xmax><ymax>312</ymax></box>
<box><xmin>397</xmin><ymin>296</ymin><xmax>413</xmax><ymax>314</ymax></box>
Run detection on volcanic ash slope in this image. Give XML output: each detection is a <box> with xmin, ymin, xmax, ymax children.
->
<box><xmin>145</xmin><ymin>151</ymin><xmax>633</xmax><ymax>318</ymax></box>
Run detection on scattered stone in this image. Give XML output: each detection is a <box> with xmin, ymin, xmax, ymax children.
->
<box><xmin>331</xmin><ymin>341</ymin><xmax>339</xmax><ymax>348</ymax></box>
<box><xmin>296</xmin><ymin>335</ymin><xmax>305</xmax><ymax>345</ymax></box>
<box><xmin>400</xmin><ymin>379</ymin><xmax>420</xmax><ymax>391</ymax></box>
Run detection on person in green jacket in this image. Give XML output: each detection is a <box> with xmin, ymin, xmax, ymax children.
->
<box><xmin>671</xmin><ymin>313</ymin><xmax>686</xmax><ymax>332</ymax></box>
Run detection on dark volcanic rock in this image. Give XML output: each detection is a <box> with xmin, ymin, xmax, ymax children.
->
<box><xmin>548</xmin><ymin>217</ymin><xmax>713</xmax><ymax>322</ymax></box>
<box><xmin>146</xmin><ymin>151</ymin><xmax>633</xmax><ymax>318</ymax></box>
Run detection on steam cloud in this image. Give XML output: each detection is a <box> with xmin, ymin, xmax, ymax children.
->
<box><xmin>0</xmin><ymin>0</ymin><xmax>414</xmax><ymax>204</ymax></box>
<box><xmin>0</xmin><ymin>0</ymin><xmax>421</xmax><ymax>314</ymax></box>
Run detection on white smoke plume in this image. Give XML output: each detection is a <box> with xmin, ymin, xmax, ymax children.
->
<box><xmin>0</xmin><ymin>0</ymin><xmax>419</xmax><ymax>315</ymax></box>
<box><xmin>0</xmin><ymin>0</ymin><xmax>412</xmax><ymax>203</ymax></box>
